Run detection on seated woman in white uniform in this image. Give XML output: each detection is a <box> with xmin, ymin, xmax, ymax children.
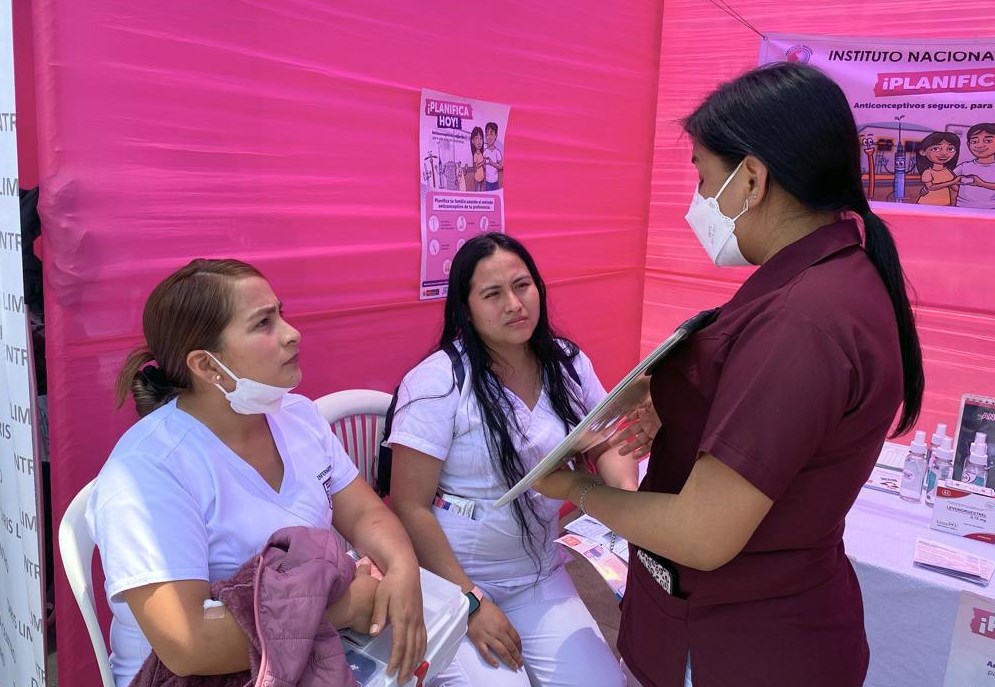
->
<box><xmin>87</xmin><ymin>259</ymin><xmax>426</xmax><ymax>687</ymax></box>
<box><xmin>387</xmin><ymin>233</ymin><xmax>634</xmax><ymax>687</ymax></box>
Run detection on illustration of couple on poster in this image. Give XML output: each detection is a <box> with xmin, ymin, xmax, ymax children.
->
<box><xmin>914</xmin><ymin>122</ymin><xmax>995</xmax><ymax>209</ymax></box>
<box><xmin>467</xmin><ymin>122</ymin><xmax>504</xmax><ymax>192</ymax></box>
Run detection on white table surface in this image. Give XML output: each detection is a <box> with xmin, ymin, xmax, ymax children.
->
<box><xmin>844</xmin><ymin>486</ymin><xmax>995</xmax><ymax>687</ymax></box>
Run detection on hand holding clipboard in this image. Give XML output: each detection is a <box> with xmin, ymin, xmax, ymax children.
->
<box><xmin>495</xmin><ymin>308</ymin><xmax>720</xmax><ymax>508</ymax></box>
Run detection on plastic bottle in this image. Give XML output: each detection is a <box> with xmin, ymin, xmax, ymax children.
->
<box><xmin>923</xmin><ymin>423</ymin><xmax>948</xmax><ymax>502</ymax></box>
<box><xmin>925</xmin><ymin>436</ymin><xmax>954</xmax><ymax>506</ymax></box>
<box><xmin>928</xmin><ymin>423</ymin><xmax>948</xmax><ymax>463</ymax></box>
<box><xmin>899</xmin><ymin>430</ymin><xmax>928</xmax><ymax>503</ymax></box>
<box><xmin>961</xmin><ymin>433</ymin><xmax>990</xmax><ymax>488</ymax></box>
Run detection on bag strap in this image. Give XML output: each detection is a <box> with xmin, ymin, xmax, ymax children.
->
<box><xmin>376</xmin><ymin>391</ymin><xmax>400</xmax><ymax>497</ymax></box>
<box><xmin>442</xmin><ymin>342</ymin><xmax>467</xmax><ymax>391</ymax></box>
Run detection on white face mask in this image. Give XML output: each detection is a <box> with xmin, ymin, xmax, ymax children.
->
<box><xmin>685</xmin><ymin>160</ymin><xmax>752</xmax><ymax>267</ymax></box>
<box><xmin>206</xmin><ymin>352</ymin><xmax>296</xmax><ymax>415</ymax></box>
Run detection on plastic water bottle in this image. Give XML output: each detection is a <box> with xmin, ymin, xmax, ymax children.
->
<box><xmin>962</xmin><ymin>433</ymin><xmax>990</xmax><ymax>488</ymax></box>
<box><xmin>925</xmin><ymin>436</ymin><xmax>954</xmax><ymax>506</ymax></box>
<box><xmin>899</xmin><ymin>430</ymin><xmax>928</xmax><ymax>503</ymax></box>
<box><xmin>923</xmin><ymin>423</ymin><xmax>948</xmax><ymax>504</ymax></box>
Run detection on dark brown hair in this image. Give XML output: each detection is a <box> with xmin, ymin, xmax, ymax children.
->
<box><xmin>116</xmin><ymin>259</ymin><xmax>263</xmax><ymax>417</ymax></box>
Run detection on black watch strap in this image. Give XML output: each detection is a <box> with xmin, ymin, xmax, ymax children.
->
<box><xmin>465</xmin><ymin>586</ymin><xmax>482</xmax><ymax>617</ymax></box>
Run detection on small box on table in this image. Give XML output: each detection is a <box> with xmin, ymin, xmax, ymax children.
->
<box><xmin>930</xmin><ymin>480</ymin><xmax>995</xmax><ymax>544</ymax></box>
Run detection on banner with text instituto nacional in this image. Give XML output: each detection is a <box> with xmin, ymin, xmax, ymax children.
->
<box><xmin>0</xmin><ymin>1</ymin><xmax>46</xmax><ymax>686</ymax></box>
<box><xmin>761</xmin><ymin>35</ymin><xmax>995</xmax><ymax>213</ymax></box>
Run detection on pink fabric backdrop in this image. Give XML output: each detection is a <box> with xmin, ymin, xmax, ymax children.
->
<box><xmin>13</xmin><ymin>0</ymin><xmax>37</xmax><ymax>188</ymax></box>
<box><xmin>644</xmin><ymin>1</ymin><xmax>995</xmax><ymax>441</ymax></box>
<box><xmin>27</xmin><ymin>1</ymin><xmax>663</xmax><ymax>682</ymax></box>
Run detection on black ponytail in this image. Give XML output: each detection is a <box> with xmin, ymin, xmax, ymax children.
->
<box><xmin>856</xmin><ymin>208</ymin><xmax>924</xmax><ymax>435</ymax></box>
<box><xmin>683</xmin><ymin>62</ymin><xmax>924</xmax><ymax>436</ymax></box>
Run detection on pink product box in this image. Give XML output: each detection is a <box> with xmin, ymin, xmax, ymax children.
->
<box><xmin>931</xmin><ymin>480</ymin><xmax>995</xmax><ymax>544</ymax></box>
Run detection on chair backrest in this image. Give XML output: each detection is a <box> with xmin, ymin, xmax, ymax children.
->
<box><xmin>313</xmin><ymin>389</ymin><xmax>392</xmax><ymax>488</ymax></box>
<box><xmin>58</xmin><ymin>479</ymin><xmax>116</xmax><ymax>687</ymax></box>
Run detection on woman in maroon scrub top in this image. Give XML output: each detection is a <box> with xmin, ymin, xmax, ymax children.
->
<box><xmin>534</xmin><ymin>63</ymin><xmax>925</xmax><ymax>687</ymax></box>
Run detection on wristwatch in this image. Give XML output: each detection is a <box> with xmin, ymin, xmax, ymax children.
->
<box><xmin>465</xmin><ymin>585</ymin><xmax>483</xmax><ymax>618</ymax></box>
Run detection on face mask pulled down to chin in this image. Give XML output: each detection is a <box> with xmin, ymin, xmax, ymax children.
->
<box><xmin>206</xmin><ymin>352</ymin><xmax>296</xmax><ymax>415</ymax></box>
<box><xmin>684</xmin><ymin>159</ymin><xmax>752</xmax><ymax>267</ymax></box>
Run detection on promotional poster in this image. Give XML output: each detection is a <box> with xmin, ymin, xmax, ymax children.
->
<box><xmin>419</xmin><ymin>89</ymin><xmax>510</xmax><ymax>300</ymax></box>
<box><xmin>761</xmin><ymin>35</ymin><xmax>995</xmax><ymax>212</ymax></box>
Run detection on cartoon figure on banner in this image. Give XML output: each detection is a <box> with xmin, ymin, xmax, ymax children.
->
<box><xmin>482</xmin><ymin>122</ymin><xmax>504</xmax><ymax>191</ymax></box>
<box><xmin>443</xmin><ymin>160</ymin><xmax>459</xmax><ymax>191</ymax></box>
<box><xmin>915</xmin><ymin>132</ymin><xmax>960</xmax><ymax>207</ymax></box>
<box><xmin>861</xmin><ymin>134</ymin><xmax>877</xmax><ymax>199</ymax></box>
<box><xmin>425</xmin><ymin>142</ymin><xmax>469</xmax><ymax>191</ymax></box>
<box><xmin>470</xmin><ymin>126</ymin><xmax>486</xmax><ymax>191</ymax></box>
<box><xmin>424</xmin><ymin>152</ymin><xmax>439</xmax><ymax>188</ymax></box>
<box><xmin>892</xmin><ymin>115</ymin><xmax>907</xmax><ymax>203</ymax></box>
<box><xmin>437</xmin><ymin>137</ymin><xmax>468</xmax><ymax>192</ymax></box>
<box><xmin>953</xmin><ymin>123</ymin><xmax>995</xmax><ymax>210</ymax></box>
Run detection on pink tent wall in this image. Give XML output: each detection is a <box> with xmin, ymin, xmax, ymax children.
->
<box><xmin>644</xmin><ymin>0</ymin><xmax>995</xmax><ymax>439</ymax></box>
<box><xmin>12</xmin><ymin>0</ymin><xmax>37</xmax><ymax>188</ymax></box>
<box><xmin>25</xmin><ymin>1</ymin><xmax>664</xmax><ymax>682</ymax></box>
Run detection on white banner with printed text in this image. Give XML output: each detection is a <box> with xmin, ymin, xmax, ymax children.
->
<box><xmin>0</xmin><ymin>2</ymin><xmax>46</xmax><ymax>686</ymax></box>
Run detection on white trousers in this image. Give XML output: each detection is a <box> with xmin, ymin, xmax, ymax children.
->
<box><xmin>430</xmin><ymin>566</ymin><xmax>625</xmax><ymax>687</ymax></box>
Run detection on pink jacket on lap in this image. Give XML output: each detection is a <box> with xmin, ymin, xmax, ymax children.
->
<box><xmin>130</xmin><ymin>526</ymin><xmax>357</xmax><ymax>687</ymax></box>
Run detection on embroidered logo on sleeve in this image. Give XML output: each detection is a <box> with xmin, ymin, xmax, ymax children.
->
<box><xmin>317</xmin><ymin>465</ymin><xmax>333</xmax><ymax>504</ymax></box>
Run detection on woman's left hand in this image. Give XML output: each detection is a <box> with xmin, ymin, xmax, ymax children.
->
<box><xmin>532</xmin><ymin>468</ymin><xmax>594</xmax><ymax>502</ymax></box>
<box><xmin>369</xmin><ymin>562</ymin><xmax>427</xmax><ymax>683</ymax></box>
<box><xmin>611</xmin><ymin>399</ymin><xmax>661</xmax><ymax>457</ymax></box>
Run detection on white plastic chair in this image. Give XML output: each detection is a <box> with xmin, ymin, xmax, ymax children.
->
<box><xmin>314</xmin><ymin>389</ymin><xmax>392</xmax><ymax>490</ymax></box>
<box><xmin>58</xmin><ymin>478</ymin><xmax>116</xmax><ymax>687</ymax></box>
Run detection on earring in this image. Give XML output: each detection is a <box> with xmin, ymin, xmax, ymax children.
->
<box><xmin>215</xmin><ymin>375</ymin><xmax>222</xmax><ymax>381</ymax></box>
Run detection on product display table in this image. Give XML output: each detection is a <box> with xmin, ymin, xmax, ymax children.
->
<box><xmin>844</xmin><ymin>487</ymin><xmax>994</xmax><ymax>687</ymax></box>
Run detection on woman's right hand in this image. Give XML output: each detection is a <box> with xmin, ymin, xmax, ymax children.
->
<box><xmin>326</xmin><ymin>564</ymin><xmax>380</xmax><ymax>632</ymax></box>
<box><xmin>347</xmin><ymin>564</ymin><xmax>382</xmax><ymax>633</ymax></box>
<box><xmin>467</xmin><ymin>598</ymin><xmax>524</xmax><ymax>671</ymax></box>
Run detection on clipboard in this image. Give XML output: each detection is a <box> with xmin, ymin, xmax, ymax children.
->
<box><xmin>495</xmin><ymin>308</ymin><xmax>720</xmax><ymax>508</ymax></box>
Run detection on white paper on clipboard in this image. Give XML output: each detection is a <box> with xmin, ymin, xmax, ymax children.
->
<box><xmin>495</xmin><ymin>308</ymin><xmax>720</xmax><ymax>508</ymax></box>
